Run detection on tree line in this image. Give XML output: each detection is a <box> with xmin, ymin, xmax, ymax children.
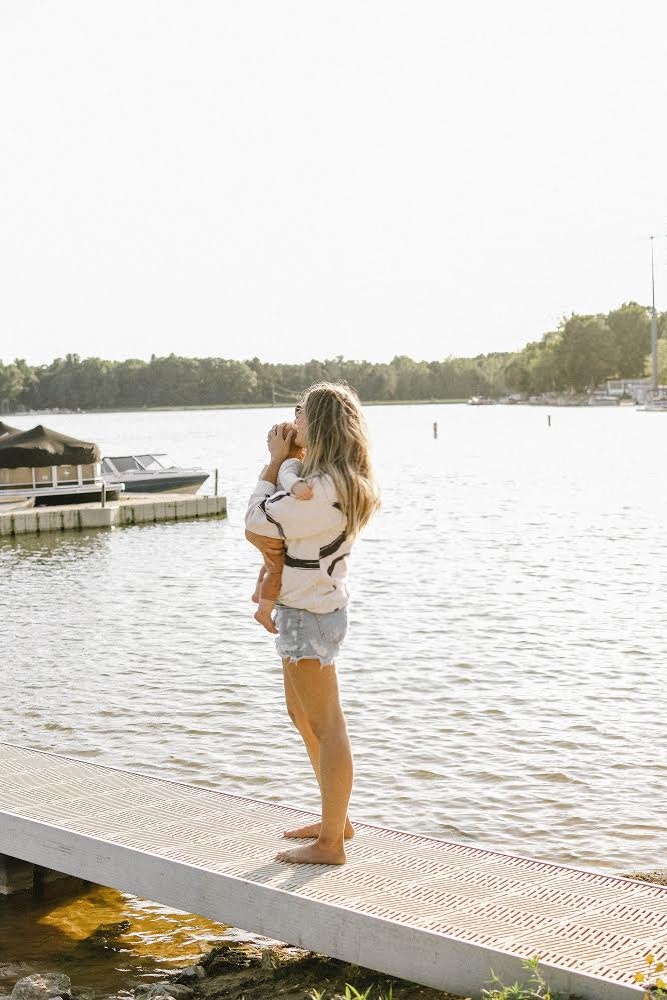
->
<box><xmin>2</xmin><ymin>302</ymin><xmax>666</xmax><ymax>413</ymax></box>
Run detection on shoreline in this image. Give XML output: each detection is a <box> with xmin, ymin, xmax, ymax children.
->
<box><xmin>3</xmin><ymin>396</ymin><xmax>641</xmax><ymax>417</ymax></box>
<box><xmin>3</xmin><ymin>399</ymin><xmax>468</xmax><ymax>417</ymax></box>
<box><xmin>166</xmin><ymin>940</ymin><xmax>463</xmax><ymax>1000</ymax></box>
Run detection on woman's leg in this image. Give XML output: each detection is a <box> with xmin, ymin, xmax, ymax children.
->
<box><xmin>276</xmin><ymin>658</ymin><xmax>353</xmax><ymax>865</ymax></box>
<box><xmin>282</xmin><ymin>665</ymin><xmax>354</xmax><ymax>840</ymax></box>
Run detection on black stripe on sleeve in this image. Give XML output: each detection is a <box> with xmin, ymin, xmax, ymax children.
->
<box><xmin>319</xmin><ymin>531</ymin><xmax>347</xmax><ymax>559</ymax></box>
<box><xmin>266</xmin><ymin>491</ymin><xmax>290</xmax><ymax>506</ymax></box>
<box><xmin>259</xmin><ymin>498</ymin><xmax>285</xmax><ymax>538</ymax></box>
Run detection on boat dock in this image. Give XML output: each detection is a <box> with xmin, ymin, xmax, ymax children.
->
<box><xmin>0</xmin><ymin>492</ymin><xmax>227</xmax><ymax>536</ymax></box>
<box><xmin>0</xmin><ymin>744</ymin><xmax>663</xmax><ymax>999</ymax></box>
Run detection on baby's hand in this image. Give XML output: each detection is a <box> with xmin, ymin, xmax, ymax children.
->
<box><xmin>291</xmin><ymin>479</ymin><xmax>313</xmax><ymax>500</ymax></box>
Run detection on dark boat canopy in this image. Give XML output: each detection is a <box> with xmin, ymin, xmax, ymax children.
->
<box><xmin>0</xmin><ymin>424</ymin><xmax>101</xmax><ymax>469</ymax></box>
<box><xmin>0</xmin><ymin>421</ymin><xmax>19</xmax><ymax>439</ymax></box>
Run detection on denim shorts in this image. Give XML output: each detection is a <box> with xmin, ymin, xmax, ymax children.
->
<box><xmin>274</xmin><ymin>605</ymin><xmax>348</xmax><ymax>666</ymax></box>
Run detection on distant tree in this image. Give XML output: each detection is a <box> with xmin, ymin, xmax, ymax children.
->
<box><xmin>553</xmin><ymin>314</ymin><xmax>617</xmax><ymax>392</ymax></box>
<box><xmin>115</xmin><ymin>359</ymin><xmax>151</xmax><ymax>408</ymax></box>
<box><xmin>475</xmin><ymin>352</ymin><xmax>513</xmax><ymax>396</ymax></box>
<box><xmin>659</xmin><ymin>310</ymin><xmax>667</xmax><ymax>339</ymax></box>
<box><xmin>427</xmin><ymin>357</ymin><xmax>486</xmax><ymax>398</ymax></box>
<box><xmin>198</xmin><ymin>358</ymin><xmax>257</xmax><ymax>404</ymax></box>
<box><xmin>75</xmin><ymin>357</ymin><xmax>117</xmax><ymax>409</ymax></box>
<box><xmin>32</xmin><ymin>355</ymin><xmax>79</xmax><ymax>410</ymax></box>
<box><xmin>505</xmin><ymin>333</ymin><xmax>562</xmax><ymax>394</ymax></box>
<box><xmin>503</xmin><ymin>352</ymin><xmax>532</xmax><ymax>395</ymax></box>
<box><xmin>606</xmin><ymin>302</ymin><xmax>651</xmax><ymax>378</ymax></box>
<box><xmin>9</xmin><ymin>299</ymin><xmax>664</xmax><ymax>410</ymax></box>
<box><xmin>644</xmin><ymin>339</ymin><xmax>667</xmax><ymax>383</ymax></box>
<box><xmin>0</xmin><ymin>360</ymin><xmax>26</xmax><ymax>412</ymax></box>
<box><xmin>390</xmin><ymin>355</ymin><xmax>433</xmax><ymax>400</ymax></box>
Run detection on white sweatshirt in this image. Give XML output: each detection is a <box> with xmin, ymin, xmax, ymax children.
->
<box><xmin>277</xmin><ymin>457</ymin><xmax>305</xmax><ymax>494</ymax></box>
<box><xmin>246</xmin><ymin>464</ymin><xmax>351</xmax><ymax>613</ymax></box>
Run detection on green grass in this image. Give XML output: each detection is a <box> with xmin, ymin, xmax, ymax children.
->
<box><xmin>308</xmin><ymin>986</ymin><xmax>394</xmax><ymax>1000</ymax></box>
<box><xmin>481</xmin><ymin>958</ymin><xmax>559</xmax><ymax>1000</ymax></box>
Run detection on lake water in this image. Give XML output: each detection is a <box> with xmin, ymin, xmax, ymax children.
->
<box><xmin>1</xmin><ymin>402</ymin><xmax>666</xmax><ymax>990</ymax></box>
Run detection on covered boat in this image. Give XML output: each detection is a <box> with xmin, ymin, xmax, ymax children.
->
<box><xmin>0</xmin><ymin>424</ymin><xmax>113</xmax><ymax>505</ymax></box>
<box><xmin>0</xmin><ymin>424</ymin><xmax>100</xmax><ymax>467</ymax></box>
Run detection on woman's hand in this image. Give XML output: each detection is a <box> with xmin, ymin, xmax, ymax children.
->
<box><xmin>266</xmin><ymin>422</ymin><xmax>295</xmax><ymax>464</ymax></box>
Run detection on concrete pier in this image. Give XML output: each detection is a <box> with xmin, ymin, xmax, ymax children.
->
<box><xmin>0</xmin><ymin>493</ymin><xmax>227</xmax><ymax>537</ymax></box>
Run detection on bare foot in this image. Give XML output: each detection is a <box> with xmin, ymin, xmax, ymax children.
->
<box><xmin>251</xmin><ymin>587</ymin><xmax>260</xmax><ymax>604</ymax></box>
<box><xmin>254</xmin><ymin>608</ymin><xmax>278</xmax><ymax>634</ymax></box>
<box><xmin>275</xmin><ymin>841</ymin><xmax>346</xmax><ymax>865</ymax></box>
<box><xmin>284</xmin><ymin>820</ymin><xmax>354</xmax><ymax>840</ymax></box>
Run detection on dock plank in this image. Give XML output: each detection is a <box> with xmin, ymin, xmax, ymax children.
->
<box><xmin>0</xmin><ymin>743</ymin><xmax>659</xmax><ymax>999</ymax></box>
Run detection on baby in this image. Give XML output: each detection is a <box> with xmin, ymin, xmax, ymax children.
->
<box><xmin>246</xmin><ymin>439</ymin><xmax>312</xmax><ymax>634</ymax></box>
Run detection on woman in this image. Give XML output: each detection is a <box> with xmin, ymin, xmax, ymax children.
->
<box><xmin>245</xmin><ymin>382</ymin><xmax>380</xmax><ymax>865</ymax></box>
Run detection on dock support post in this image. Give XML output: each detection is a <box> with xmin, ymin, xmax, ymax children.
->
<box><xmin>0</xmin><ymin>854</ymin><xmax>34</xmax><ymax>895</ymax></box>
<box><xmin>0</xmin><ymin>854</ymin><xmax>83</xmax><ymax>897</ymax></box>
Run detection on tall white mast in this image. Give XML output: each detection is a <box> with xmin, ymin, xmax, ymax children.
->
<box><xmin>650</xmin><ymin>235</ymin><xmax>659</xmax><ymax>391</ymax></box>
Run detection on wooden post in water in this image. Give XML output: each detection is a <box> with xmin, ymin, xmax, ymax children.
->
<box><xmin>433</xmin><ymin>422</ymin><xmax>438</xmax><ymax>439</ymax></box>
<box><xmin>33</xmin><ymin>864</ymin><xmax>45</xmax><ymax>900</ymax></box>
<box><xmin>547</xmin><ymin>414</ymin><xmax>551</xmax><ymax>428</ymax></box>
<box><xmin>101</xmin><ymin>480</ymin><xmax>107</xmax><ymax>508</ymax></box>
<box><xmin>214</xmin><ymin>468</ymin><xmax>219</xmax><ymax>496</ymax></box>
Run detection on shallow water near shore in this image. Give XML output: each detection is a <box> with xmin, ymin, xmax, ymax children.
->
<box><xmin>1</xmin><ymin>402</ymin><xmax>666</xmax><ymax>994</ymax></box>
<box><xmin>0</xmin><ymin>882</ymin><xmax>244</xmax><ymax>996</ymax></box>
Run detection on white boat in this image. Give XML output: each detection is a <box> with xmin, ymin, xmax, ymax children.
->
<box><xmin>101</xmin><ymin>454</ymin><xmax>209</xmax><ymax>494</ymax></box>
<box><xmin>467</xmin><ymin>396</ymin><xmax>494</xmax><ymax>405</ymax></box>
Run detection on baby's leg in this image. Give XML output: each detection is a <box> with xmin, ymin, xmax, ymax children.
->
<box><xmin>246</xmin><ymin>529</ymin><xmax>283</xmax><ymax>604</ymax></box>
<box><xmin>254</xmin><ymin>550</ymin><xmax>284</xmax><ymax>635</ymax></box>
<box><xmin>252</xmin><ymin>564</ymin><xmax>266</xmax><ymax>604</ymax></box>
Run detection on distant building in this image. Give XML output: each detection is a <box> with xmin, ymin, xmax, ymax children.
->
<box><xmin>605</xmin><ymin>378</ymin><xmax>650</xmax><ymax>403</ymax></box>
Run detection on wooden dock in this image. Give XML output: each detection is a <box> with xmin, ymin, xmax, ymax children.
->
<box><xmin>0</xmin><ymin>743</ymin><xmax>663</xmax><ymax>999</ymax></box>
<box><xmin>0</xmin><ymin>493</ymin><xmax>227</xmax><ymax>536</ymax></box>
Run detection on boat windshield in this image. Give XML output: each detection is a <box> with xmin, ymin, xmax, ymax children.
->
<box><xmin>136</xmin><ymin>454</ymin><xmax>176</xmax><ymax>471</ymax></box>
<box><xmin>107</xmin><ymin>456</ymin><xmax>143</xmax><ymax>473</ymax></box>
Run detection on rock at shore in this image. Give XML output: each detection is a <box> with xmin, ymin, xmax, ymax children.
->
<box><xmin>177</xmin><ymin>942</ymin><xmax>461</xmax><ymax>1000</ymax></box>
<box><xmin>135</xmin><ymin>984</ymin><xmax>195</xmax><ymax>1000</ymax></box>
<box><xmin>10</xmin><ymin>973</ymin><xmax>72</xmax><ymax>1000</ymax></box>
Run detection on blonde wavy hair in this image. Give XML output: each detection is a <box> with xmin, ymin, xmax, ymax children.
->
<box><xmin>298</xmin><ymin>381</ymin><xmax>381</xmax><ymax>539</ymax></box>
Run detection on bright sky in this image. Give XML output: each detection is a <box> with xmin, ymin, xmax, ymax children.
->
<box><xmin>1</xmin><ymin>0</ymin><xmax>667</xmax><ymax>368</ymax></box>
